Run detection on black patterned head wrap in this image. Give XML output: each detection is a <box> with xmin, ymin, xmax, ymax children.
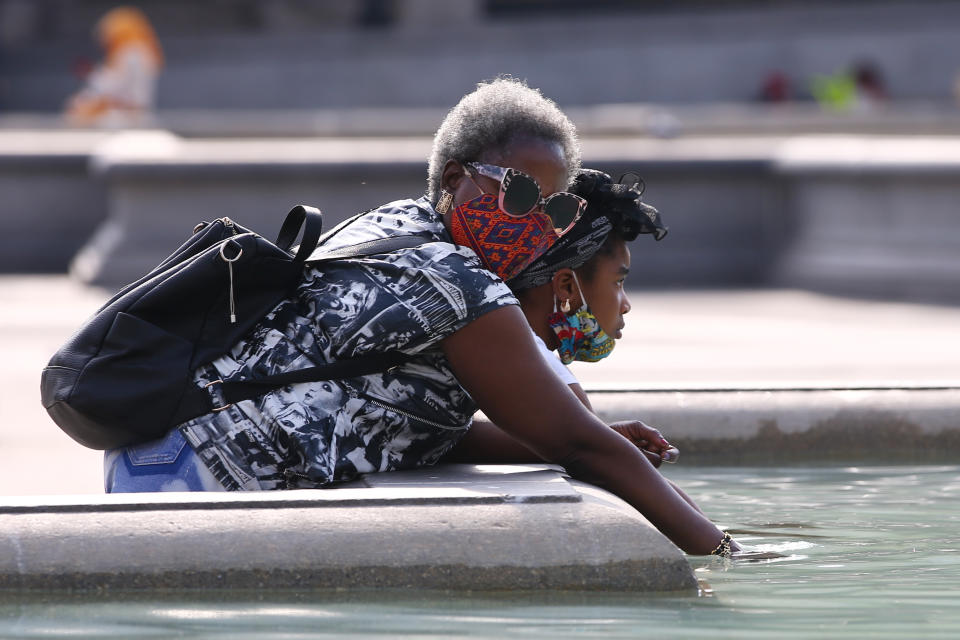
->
<box><xmin>507</xmin><ymin>169</ymin><xmax>667</xmax><ymax>291</ymax></box>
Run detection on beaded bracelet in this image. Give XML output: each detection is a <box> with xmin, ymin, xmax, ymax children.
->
<box><xmin>710</xmin><ymin>532</ymin><xmax>733</xmax><ymax>558</ymax></box>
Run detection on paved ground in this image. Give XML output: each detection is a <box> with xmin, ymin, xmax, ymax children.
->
<box><xmin>5</xmin><ymin>275</ymin><xmax>959</xmax><ymax>496</ymax></box>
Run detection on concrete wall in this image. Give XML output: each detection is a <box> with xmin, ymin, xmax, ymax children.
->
<box><xmin>65</xmin><ymin>132</ymin><xmax>795</xmax><ymax>289</ymax></box>
<box><xmin>5</xmin><ymin>130</ymin><xmax>959</xmax><ymax>303</ymax></box>
<box><xmin>72</xmin><ymin>162</ymin><xmax>426</xmax><ymax>284</ymax></box>
<box><xmin>0</xmin><ymin>131</ymin><xmax>110</xmax><ymax>272</ymax></box>
<box><xmin>589</xmin><ymin>161</ymin><xmax>789</xmax><ymax>286</ymax></box>
<box><xmin>771</xmin><ymin>136</ymin><xmax>960</xmax><ymax>300</ymax></box>
<box><xmin>0</xmin><ymin>161</ymin><xmax>106</xmax><ymax>272</ymax></box>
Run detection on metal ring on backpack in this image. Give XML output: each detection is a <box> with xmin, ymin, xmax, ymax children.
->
<box><xmin>203</xmin><ymin>379</ymin><xmax>234</xmax><ymax>412</ymax></box>
<box><xmin>219</xmin><ymin>239</ymin><xmax>243</xmax><ymax>263</ymax></box>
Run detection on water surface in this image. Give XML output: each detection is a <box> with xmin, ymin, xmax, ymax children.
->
<box><xmin>1</xmin><ymin>465</ymin><xmax>957</xmax><ymax>638</ymax></box>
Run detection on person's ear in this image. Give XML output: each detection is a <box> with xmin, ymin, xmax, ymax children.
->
<box><xmin>552</xmin><ymin>268</ymin><xmax>580</xmax><ymax>311</ymax></box>
<box><xmin>440</xmin><ymin>159</ymin><xmax>468</xmax><ymax>195</ymax></box>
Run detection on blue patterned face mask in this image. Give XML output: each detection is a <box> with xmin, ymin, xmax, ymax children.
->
<box><xmin>547</xmin><ymin>272</ymin><xmax>615</xmax><ymax>364</ymax></box>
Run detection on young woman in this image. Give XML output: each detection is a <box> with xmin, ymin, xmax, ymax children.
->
<box><xmin>105</xmin><ymin>79</ymin><xmax>735</xmax><ymax>556</ymax></box>
<box><xmin>444</xmin><ymin>168</ymin><xmax>671</xmax><ymax>462</ymax></box>
<box><xmin>445</xmin><ymin>169</ymin><xmax>731</xmax><ymax>530</ymax></box>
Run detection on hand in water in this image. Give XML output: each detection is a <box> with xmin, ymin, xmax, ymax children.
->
<box><xmin>732</xmin><ymin>550</ymin><xmax>787</xmax><ymax>561</ymax></box>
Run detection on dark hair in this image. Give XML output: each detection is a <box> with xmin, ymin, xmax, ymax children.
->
<box><xmin>506</xmin><ymin>168</ymin><xmax>666</xmax><ymax>291</ymax></box>
<box><xmin>569</xmin><ymin>169</ymin><xmax>666</xmax><ymax>281</ymax></box>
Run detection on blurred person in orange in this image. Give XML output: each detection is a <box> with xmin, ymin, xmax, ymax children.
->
<box><xmin>64</xmin><ymin>6</ymin><xmax>164</xmax><ymax>127</ymax></box>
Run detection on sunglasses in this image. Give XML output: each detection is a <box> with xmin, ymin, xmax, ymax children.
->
<box><xmin>465</xmin><ymin>162</ymin><xmax>587</xmax><ymax>235</ymax></box>
<box><xmin>618</xmin><ymin>171</ymin><xmax>668</xmax><ymax>241</ymax></box>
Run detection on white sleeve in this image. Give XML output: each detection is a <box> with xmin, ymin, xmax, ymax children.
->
<box><xmin>532</xmin><ymin>332</ymin><xmax>578</xmax><ymax>386</ymax></box>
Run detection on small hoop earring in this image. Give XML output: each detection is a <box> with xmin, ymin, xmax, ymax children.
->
<box><xmin>435</xmin><ymin>190</ymin><xmax>454</xmax><ymax>215</ymax></box>
<box><xmin>561</xmin><ymin>299</ymin><xmax>571</xmax><ymax>314</ymax></box>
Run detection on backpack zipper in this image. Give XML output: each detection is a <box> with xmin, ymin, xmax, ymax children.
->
<box><xmin>282</xmin><ymin>468</ymin><xmax>322</xmax><ymax>488</ymax></box>
<box><xmin>216</xmin><ymin>218</ymin><xmax>242</xmax><ymax>324</ymax></box>
<box><xmin>192</xmin><ymin>217</ymin><xmax>239</xmax><ymax>236</ymax></box>
<box><xmin>352</xmin><ymin>390</ymin><xmax>466</xmax><ymax>432</ymax></box>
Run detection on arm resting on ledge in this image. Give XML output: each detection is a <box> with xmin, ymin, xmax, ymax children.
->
<box><xmin>441</xmin><ymin>305</ymin><xmax>736</xmax><ymax>555</ymax></box>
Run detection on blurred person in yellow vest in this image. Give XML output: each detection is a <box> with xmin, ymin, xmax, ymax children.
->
<box><xmin>65</xmin><ymin>6</ymin><xmax>164</xmax><ymax>127</ymax></box>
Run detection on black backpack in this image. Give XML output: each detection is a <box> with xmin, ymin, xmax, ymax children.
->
<box><xmin>41</xmin><ymin>205</ymin><xmax>421</xmax><ymax>450</ymax></box>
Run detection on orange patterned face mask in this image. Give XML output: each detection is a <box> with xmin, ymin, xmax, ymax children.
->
<box><xmin>448</xmin><ymin>193</ymin><xmax>559</xmax><ymax>281</ymax></box>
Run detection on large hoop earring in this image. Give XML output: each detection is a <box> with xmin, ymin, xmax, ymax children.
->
<box><xmin>435</xmin><ymin>190</ymin><xmax>454</xmax><ymax>216</ymax></box>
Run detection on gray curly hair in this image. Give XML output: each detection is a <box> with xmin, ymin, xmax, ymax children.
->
<box><xmin>427</xmin><ymin>77</ymin><xmax>581</xmax><ymax>203</ymax></box>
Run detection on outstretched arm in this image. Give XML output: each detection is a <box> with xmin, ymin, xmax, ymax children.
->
<box><xmin>442</xmin><ymin>305</ymin><xmax>734</xmax><ymax>555</ymax></box>
<box><xmin>444</xmin><ymin>417</ymin><xmax>668</xmax><ymax>468</ymax></box>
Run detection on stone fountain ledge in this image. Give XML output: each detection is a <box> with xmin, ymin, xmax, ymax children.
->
<box><xmin>0</xmin><ymin>464</ymin><xmax>697</xmax><ymax>593</ymax></box>
<box><xmin>587</xmin><ymin>384</ymin><xmax>960</xmax><ymax>464</ymax></box>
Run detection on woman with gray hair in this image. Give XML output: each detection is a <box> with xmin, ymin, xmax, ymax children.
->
<box><xmin>105</xmin><ymin>78</ymin><xmax>734</xmax><ymax>557</ymax></box>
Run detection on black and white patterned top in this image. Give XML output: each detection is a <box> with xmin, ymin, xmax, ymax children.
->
<box><xmin>179</xmin><ymin>197</ymin><xmax>518</xmax><ymax>490</ymax></box>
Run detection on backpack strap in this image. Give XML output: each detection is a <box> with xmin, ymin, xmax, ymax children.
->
<box><xmin>308</xmin><ymin>233</ymin><xmax>428</xmax><ymax>264</ymax></box>
<box><xmin>275</xmin><ymin>205</ymin><xmax>324</xmax><ymax>263</ymax></box>
<box><xmin>172</xmin><ymin>350</ymin><xmax>411</xmax><ymax>425</ymax></box>
<box><xmin>307</xmin><ymin>202</ymin><xmax>436</xmax><ymax>262</ymax></box>
<box><xmin>171</xmin><ymin>232</ymin><xmax>428</xmax><ymax>426</ymax></box>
